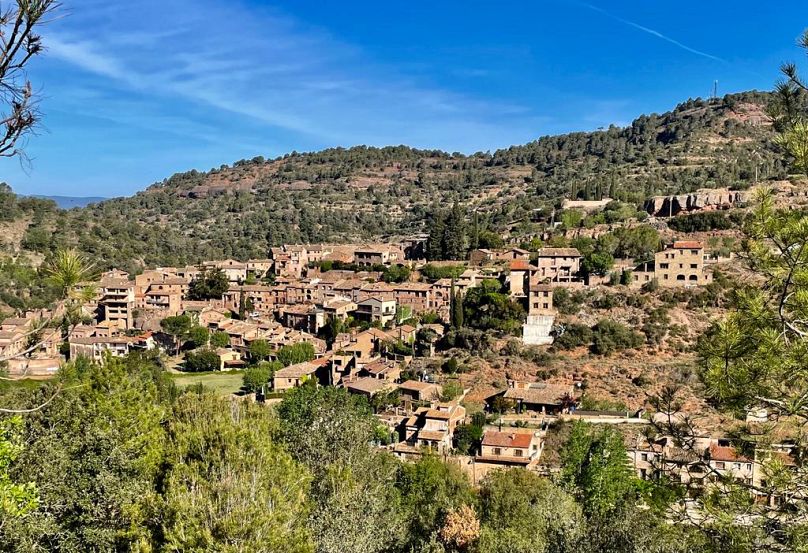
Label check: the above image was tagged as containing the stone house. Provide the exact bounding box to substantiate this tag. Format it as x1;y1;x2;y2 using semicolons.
99;276;135;330
534;248;582;284
477;430;543;468
355;297;397;326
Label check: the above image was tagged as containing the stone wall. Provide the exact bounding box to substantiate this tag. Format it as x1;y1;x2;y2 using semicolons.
643;189;747;217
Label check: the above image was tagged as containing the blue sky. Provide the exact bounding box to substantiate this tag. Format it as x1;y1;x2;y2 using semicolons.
2;0;806;197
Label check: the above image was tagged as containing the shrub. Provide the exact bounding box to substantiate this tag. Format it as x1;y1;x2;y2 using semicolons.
590;320;644;355
553;323;593;350
441;380;464;401
184;349;220;372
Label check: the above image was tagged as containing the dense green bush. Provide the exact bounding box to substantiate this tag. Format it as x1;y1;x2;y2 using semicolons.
184;348;220;372
591;320;645;355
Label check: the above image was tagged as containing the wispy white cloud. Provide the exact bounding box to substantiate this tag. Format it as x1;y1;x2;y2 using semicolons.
42;0;542;154
576;1;726;63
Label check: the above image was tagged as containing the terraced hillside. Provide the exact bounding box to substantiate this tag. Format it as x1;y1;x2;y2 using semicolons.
1;91;785;275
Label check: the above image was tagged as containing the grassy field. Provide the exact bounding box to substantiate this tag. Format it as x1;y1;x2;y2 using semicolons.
170;370;245;396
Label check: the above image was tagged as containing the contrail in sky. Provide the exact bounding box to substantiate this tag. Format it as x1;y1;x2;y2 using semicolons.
577;2;726;63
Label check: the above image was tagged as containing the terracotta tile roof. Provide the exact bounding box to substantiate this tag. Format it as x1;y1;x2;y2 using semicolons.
425;409;452;420
503;383;573;406
510;259;531;271
417;430;448;441
274;361;318;378
672;241;703;249
345;377;390;394
537;248;581;258
709;443;751;463
482;431;534;449
399;380;436;392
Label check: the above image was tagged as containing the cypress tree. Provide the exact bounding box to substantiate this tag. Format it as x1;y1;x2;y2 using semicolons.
450;281;464;330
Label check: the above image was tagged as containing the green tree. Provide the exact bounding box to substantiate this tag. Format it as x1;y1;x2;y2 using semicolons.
185;348;220;372
187;268;230;300
382;264;411;283
0;355;170;549
249;339;272;362
277;385;404;553
590;319;644;355
440;380;463;402
161;314;193;354
444;202;469;261
188;325;210;349
242;361;281;393
463;279;525;334
210;330;231;349
427;211;447;261
477;469;584;553
0;417;38;524
776;118;808;176
160;393;313;552
450;287;464;330
581;251;615;277
277;342;315;367
398;454;475;550
560;421;637;519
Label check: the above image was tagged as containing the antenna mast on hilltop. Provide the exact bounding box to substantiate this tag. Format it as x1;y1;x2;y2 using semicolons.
712;80;718;100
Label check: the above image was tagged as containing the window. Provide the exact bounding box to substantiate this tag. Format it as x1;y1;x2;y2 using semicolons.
493;447;502;456
664;274;669;280
660;263;669;269
715;461;725;469
514;449;522;457
689;275;698;281
691;250;699;255
690;264;698;269
641;453;648;461
543;303;549;309
677;275;686;281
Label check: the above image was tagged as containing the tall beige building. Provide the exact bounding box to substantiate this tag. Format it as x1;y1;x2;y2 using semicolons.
654;241;711;287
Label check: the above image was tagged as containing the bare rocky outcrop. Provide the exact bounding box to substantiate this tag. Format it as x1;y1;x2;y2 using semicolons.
643;189;748;217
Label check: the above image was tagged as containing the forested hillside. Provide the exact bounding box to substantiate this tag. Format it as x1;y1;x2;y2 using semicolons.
2;91;783;275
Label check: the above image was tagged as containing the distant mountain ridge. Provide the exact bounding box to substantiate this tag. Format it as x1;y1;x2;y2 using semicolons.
28;195;107;209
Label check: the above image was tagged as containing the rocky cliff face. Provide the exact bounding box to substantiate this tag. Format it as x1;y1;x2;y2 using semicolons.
643;189;747;216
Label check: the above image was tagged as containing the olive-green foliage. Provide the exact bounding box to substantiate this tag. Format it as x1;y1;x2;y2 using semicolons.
276;384;404;553
553;323;593;350
161;314;192;352
427;202;469;261
187;268;230;300
440;379;463;402
477;469;584;553
381;264;411;283
560;421;638;519
398;454;475;550
0;417;38;522
188;325;210;348
248;338;272;361
276;342;315;367
242;361;281;393
160;393;313;553
591;319;645;355
463;279;525;334
184;348;220;372
0;355;171;550
210;330;231;349
420;264;465;282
